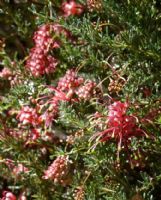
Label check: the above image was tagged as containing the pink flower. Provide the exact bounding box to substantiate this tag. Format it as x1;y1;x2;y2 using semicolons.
4;159;29;178
0;68;12;79
18;191;27;200
107;101;128;127
26;48;58;77
4;159;15;169
57;69;84;92
45;55;58;74
76;80;96;100
61;1;84;17
17;106;41;126
52;23;73;42
26;23;74;77
33;24;55;52
28;129;40;141
13;164;29;177
43;156;69;184
92;101;145;149
2;191;16;200
33;23;73;51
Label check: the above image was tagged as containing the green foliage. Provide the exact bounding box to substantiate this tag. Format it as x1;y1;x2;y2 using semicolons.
0;0;161;199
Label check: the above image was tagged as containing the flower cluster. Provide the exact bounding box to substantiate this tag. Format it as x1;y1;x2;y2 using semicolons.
25;69;97;130
73;186;85;200
0;62;25;87
17;106;41;126
16;104;60;140
35;91;60;128
13;163;29;177
76;80;96;100
26;48;58;77
94;101;144;148
57;69;96;101
26;24;60;76
87;0;103;12
43;156;70;185
1;191;27;200
33;24;57;52
4;159;29;178
32;70;83;128
25;0;85;77
1;191;16;200
61;1;84;17
26;24;73;77
57;69;84;92
0;68;12;79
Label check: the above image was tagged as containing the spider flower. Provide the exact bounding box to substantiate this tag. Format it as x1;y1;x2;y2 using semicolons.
92;101;145;149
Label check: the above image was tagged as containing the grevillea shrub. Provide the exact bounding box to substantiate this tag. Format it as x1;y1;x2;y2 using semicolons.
0;1;161;200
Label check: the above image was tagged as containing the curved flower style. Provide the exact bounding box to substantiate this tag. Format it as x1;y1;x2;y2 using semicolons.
92;101;145;150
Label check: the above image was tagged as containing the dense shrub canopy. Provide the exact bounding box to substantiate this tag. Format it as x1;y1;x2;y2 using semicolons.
0;1;161;199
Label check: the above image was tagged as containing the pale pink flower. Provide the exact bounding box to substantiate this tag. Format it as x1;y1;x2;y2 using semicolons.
2;191;16;200
0;68;12;79
43;156;70;185
17;106;41;126
61;1;84;17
